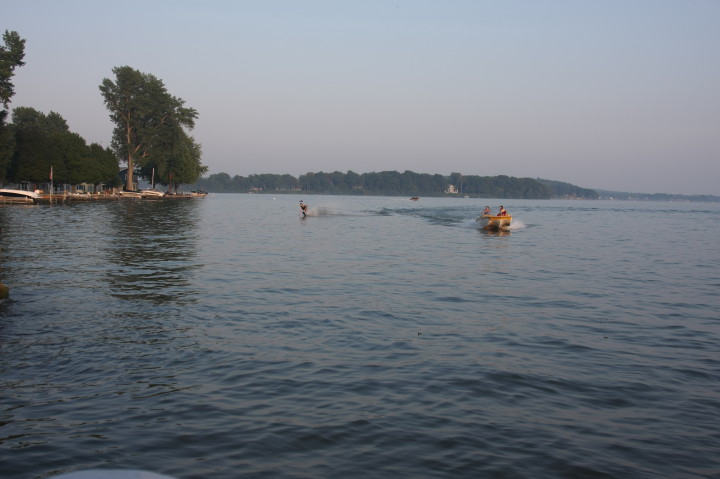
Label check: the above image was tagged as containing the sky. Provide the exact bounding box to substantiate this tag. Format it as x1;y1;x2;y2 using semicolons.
4;0;720;195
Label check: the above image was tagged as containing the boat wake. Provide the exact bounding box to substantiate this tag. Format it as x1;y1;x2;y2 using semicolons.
304;207;352;217
505;219;526;230
371;206;528;232
460;217;526;230
459;217;481;228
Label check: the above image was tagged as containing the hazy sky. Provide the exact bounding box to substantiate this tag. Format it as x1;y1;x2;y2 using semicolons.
5;0;720;195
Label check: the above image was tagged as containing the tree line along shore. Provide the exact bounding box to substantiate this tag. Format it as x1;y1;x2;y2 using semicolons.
196;171;599;200
193;171;719;201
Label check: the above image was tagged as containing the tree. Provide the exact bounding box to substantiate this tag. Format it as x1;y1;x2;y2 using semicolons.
163;130;206;191
86;143;120;187
58;132;90;187
0;30;26;110
10;107;62;184
0;110;13;182
344;170;362;191
11;106;68;133
11;125;60;184
99;66;201;190
10;108;118;188
203;172;232;192
0;30;26;182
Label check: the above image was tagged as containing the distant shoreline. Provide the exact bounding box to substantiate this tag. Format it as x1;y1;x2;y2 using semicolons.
191;170;720;202
214;189;720;203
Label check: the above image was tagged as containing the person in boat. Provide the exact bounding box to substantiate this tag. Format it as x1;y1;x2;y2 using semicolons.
498;205;508;216
482;206;491;215
299;200;308;217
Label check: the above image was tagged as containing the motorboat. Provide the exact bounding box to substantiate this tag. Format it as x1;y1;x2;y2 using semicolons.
118;190;142;199
141;189;165;199
476;214;512;231
0;188;40;204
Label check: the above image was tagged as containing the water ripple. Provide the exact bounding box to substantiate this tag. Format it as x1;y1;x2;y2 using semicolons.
1;197;719;478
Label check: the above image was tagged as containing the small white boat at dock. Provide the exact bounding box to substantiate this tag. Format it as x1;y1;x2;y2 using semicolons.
140;189;166;199
0;188;40;204
118;190;142;199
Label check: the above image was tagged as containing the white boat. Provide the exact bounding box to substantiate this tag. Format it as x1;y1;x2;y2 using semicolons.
141;189;165;199
118;190;142;199
476;214;512;231
0;188;39;204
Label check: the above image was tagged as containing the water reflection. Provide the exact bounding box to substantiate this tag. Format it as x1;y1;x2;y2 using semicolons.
104;200;201;305
480;229;511;237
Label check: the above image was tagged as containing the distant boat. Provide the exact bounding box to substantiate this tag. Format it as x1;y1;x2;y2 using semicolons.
140;168;165;199
140;189;165;199
0;188;39;204
118;190;142;199
410;196;419;201
476;214;512;231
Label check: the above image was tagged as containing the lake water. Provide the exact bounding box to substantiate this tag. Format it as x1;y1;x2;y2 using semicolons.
1;195;719;479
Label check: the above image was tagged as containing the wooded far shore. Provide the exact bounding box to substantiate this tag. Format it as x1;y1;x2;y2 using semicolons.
192;170;720;202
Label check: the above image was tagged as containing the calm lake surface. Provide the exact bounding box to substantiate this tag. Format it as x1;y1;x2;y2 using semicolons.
1;195;719;479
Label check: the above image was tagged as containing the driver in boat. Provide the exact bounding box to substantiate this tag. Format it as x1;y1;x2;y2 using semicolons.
498;205;508;216
482;206;491;215
299;200;308;217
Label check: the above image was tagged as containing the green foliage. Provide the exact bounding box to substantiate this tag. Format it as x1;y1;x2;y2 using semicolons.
87;143;121;186
60;132;92;186
0;30;26;109
137;125;205;190
536;178;599;199
8;107;119;186
458;175;554;198
11;125;59;182
0;111;14;182
0;30;26;181
11;106;68;132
